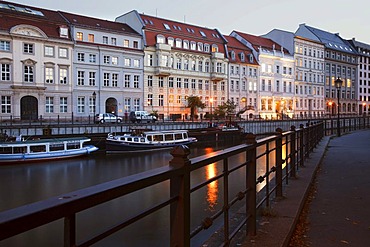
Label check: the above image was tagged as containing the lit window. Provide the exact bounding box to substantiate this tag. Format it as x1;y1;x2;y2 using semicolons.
44;46;54;57
88;34;94;42
76;32;83;41
59;68;67;84
45;67;54;83
125;58;131;66
124;39;129;47
59;48;68;58
112;56;118;65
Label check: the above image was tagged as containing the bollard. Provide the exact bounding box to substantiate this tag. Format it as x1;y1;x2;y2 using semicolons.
169;145;191;247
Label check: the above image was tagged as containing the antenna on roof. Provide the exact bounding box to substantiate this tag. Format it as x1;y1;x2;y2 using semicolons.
156;9;157;17
184;15;186;23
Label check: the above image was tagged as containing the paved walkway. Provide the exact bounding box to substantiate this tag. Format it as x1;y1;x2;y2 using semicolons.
237;129;370;247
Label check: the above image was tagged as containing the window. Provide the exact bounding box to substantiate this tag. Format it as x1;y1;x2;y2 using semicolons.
159;77;164;87
125;74;131;87
23;43;33;54
147;75;153;87
76;32;83;41
89;54;96;63
147;94;153;106
204;44;210;52
0;41;10;51
77;71;84;85
1;96;11;113
59;48;68;58
205;61;210;72
175;39;182;48
147;54;153;66
89;72;96;86
176;59;182;69
112;73;118;87
103;73;110;87
133;75;139;88
45;97;54;113
159;95;164;106
77;52;85;62
1;64;10;81
134;98;140;111
168;37;174;47
169;77;174;87
177;78;182;88
133;59;140;67
77;97;85;113
124;58;131;66
103;55;110;64
44;46;54;56
112;56;118;65
24;65;34;82
88;34;94;42
133;41;139;48
163;23;171;30
211;44;218;52
45;67;54;83
124;39;129;47
111;37;116;45
59;68;67;84
198;61;203;72
103;36;108;44
183;40;189;49
190;42;196;50
184;78;189;88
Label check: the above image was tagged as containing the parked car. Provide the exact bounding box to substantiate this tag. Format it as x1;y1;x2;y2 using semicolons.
95;113;122;123
129;111;157;123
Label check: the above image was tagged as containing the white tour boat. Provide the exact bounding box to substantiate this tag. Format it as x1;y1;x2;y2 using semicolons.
106;129;197;153
0;136;98;164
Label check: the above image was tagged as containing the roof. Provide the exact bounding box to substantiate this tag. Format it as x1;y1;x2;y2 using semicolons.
139;13;227;54
223;35;259;65
0;1;70;39
304;25;357;54
59;11;140;36
232;30;290;54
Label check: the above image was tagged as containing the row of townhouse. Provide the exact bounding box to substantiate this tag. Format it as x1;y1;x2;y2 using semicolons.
1;1;369;121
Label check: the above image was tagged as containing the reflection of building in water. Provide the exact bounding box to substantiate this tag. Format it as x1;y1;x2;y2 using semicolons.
206;163;218;209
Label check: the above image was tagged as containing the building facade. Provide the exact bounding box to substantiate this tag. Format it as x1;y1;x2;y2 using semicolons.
296;24;358;116
0;1;73;120
348;38;370;115
60;11;143;119
117;11;229;120
231;31;295;119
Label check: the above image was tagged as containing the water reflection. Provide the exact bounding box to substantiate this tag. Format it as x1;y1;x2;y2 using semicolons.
205;163;218;210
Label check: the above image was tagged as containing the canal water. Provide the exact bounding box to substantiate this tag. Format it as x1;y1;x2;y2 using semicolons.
1;140;260;247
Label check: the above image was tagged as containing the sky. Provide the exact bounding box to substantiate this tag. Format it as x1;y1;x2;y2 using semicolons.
5;0;370;44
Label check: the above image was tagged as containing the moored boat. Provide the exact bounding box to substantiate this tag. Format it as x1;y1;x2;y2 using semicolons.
0;136;98;164
106;129;197;153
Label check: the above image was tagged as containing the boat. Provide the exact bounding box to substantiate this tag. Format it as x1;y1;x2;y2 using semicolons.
105;129;197;153
0;136;98;164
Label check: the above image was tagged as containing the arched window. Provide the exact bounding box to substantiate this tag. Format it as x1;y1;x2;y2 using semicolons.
197;42;203;51
168;37;174;47
156;35;165;44
175;38;182;48
211;44;218;52
183;40;189;49
204;44;210;52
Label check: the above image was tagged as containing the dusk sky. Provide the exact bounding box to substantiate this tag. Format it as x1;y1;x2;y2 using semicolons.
7;0;370;44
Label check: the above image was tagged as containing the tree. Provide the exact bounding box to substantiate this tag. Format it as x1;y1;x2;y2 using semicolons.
187;96;205;120
213;99;237;119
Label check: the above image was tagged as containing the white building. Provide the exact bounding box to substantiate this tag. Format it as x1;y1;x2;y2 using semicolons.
231;31;295;119
0;2;73;120
60;11;143;119
116;11;229;120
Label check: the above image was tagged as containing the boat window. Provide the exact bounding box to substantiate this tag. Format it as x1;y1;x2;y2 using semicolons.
0;147;13;154
165;134;174;141
147;136;153;141
140;138;145;142
183;133;188;138
50;144;64;151
12;146;27;153
174;133;183;140
153;135;164;141
134;137;139;142
127;138;132;142
67;143;80;150
30;145;46;152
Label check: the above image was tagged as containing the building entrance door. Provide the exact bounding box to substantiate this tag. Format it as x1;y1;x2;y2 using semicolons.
21;96;38;120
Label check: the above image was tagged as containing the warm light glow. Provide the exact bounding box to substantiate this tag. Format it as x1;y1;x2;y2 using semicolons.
363;102;366;106
328;101;333;106
209;97;213;103
206;163;218;209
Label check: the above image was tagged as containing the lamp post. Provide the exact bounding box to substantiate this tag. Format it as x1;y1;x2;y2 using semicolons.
209;97;213;123
334;77;342;137
281;99;285;120
362;102;366;116
92;91;96;116
328;101;333;118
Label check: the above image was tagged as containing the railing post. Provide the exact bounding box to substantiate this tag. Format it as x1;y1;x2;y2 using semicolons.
245;133;257;236
169;145;191;247
305;123;310;158
290;126;296;178
275;128;283;198
64;214;76;247
299;124;305;167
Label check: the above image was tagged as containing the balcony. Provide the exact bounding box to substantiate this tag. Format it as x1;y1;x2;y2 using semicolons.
211;52;224;59
211;71;227;81
155;66;171;76
156;43;171;51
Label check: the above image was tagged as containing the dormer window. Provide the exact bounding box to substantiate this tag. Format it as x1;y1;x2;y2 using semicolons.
249;54;254;63
240;52;245;62
211;44;218;52
183;40;189;49
163;23;171;30
59;26;68;38
231;51;235;60
190;41;196;50
200;31;206;37
156;35;165;44
168;37;174;47
175;38;182;48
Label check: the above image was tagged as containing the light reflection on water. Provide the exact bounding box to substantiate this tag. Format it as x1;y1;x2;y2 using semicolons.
0;141;273;247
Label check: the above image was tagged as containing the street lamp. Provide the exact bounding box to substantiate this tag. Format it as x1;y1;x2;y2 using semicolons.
209;97;213;123
328;101;333;118
334;77;342;137
92;91;96;116
362;102;366;116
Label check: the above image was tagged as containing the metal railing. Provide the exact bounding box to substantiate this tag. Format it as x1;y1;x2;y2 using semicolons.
0;122;324;246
